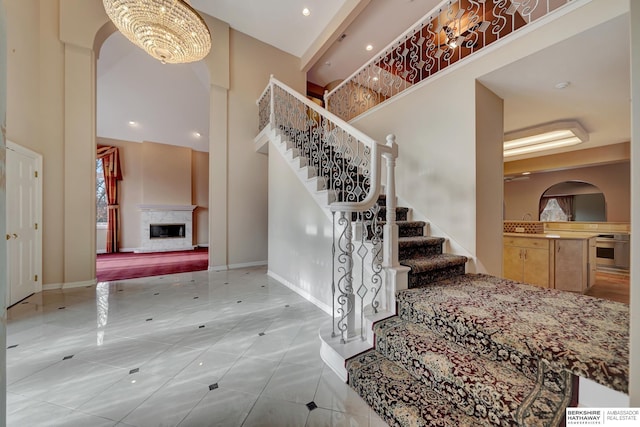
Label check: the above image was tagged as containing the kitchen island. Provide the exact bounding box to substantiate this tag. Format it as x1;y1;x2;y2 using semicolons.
503;231;598;292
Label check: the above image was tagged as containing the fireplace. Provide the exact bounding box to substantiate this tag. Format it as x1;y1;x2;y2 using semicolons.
150;224;186;239
137;205;196;252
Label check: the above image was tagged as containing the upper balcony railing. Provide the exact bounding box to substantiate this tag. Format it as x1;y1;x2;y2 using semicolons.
325;0;575;122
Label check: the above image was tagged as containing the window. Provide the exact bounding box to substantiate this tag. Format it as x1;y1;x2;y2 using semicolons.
96;159;108;224
539;198;568;221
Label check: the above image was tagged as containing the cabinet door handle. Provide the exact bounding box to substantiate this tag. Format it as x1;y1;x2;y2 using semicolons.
523;249;527;260
12;233;18;239
5;234;10;241
519;249;523;259
557;245;561;253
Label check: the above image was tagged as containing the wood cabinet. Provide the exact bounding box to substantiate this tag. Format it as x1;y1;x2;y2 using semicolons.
503;234;597;292
553;237;596;292
503;236;553;288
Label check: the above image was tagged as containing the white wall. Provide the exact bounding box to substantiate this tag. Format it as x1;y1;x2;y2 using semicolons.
629;0;639;406
268;143;334;312
225;29;305;268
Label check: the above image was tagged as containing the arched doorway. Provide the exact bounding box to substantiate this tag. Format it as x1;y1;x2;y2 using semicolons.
539;181;606;222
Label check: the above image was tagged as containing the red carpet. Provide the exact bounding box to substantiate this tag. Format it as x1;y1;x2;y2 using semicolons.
96;248;208;282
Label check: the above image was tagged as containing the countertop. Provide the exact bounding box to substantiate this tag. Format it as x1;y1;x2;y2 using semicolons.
504;231;599;239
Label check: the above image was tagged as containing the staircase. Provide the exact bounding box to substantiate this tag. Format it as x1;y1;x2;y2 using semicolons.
256;77;628;427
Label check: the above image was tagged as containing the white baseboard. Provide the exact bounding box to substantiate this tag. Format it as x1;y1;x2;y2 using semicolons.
209;260;268;271
578;377;629;407
43;279;97;291
267;270;332;316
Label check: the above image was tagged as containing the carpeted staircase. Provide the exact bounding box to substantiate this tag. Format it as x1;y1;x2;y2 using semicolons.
264;94;627;427
345;198;574;426
345;205;629;426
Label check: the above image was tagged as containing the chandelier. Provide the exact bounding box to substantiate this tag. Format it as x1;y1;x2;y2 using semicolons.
103;0;211;64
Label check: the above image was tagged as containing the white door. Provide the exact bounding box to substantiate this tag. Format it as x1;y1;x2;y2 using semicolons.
6;142;41;306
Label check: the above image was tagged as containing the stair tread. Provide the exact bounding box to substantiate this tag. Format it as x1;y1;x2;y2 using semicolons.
374;317;572;426
380;220;425;227
400;254;468;272
398;236;444;246
347;349;486;427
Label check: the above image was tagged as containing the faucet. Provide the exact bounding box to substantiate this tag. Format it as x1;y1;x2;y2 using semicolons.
522;213;533;220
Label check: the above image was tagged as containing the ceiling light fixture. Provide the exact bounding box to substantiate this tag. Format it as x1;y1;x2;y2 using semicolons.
503;120;588;158
102;0;211;64
302;8;311;16
366;44;373;51
128;120;138;126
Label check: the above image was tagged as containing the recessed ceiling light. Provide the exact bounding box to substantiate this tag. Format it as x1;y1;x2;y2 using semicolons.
372;76;379;82
366;44;373;51
193;131;201;138
522;172;531;175
554;81;570;89
325;61;331;67
302;8;310;16
128;121;137;126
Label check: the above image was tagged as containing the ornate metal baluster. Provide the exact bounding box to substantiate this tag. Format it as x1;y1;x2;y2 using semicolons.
369;203;383;313
335;211;354;343
331;211;336;338
355;211;369;340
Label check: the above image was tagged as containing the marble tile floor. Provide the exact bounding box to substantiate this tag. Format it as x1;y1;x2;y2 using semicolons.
6;266;388;427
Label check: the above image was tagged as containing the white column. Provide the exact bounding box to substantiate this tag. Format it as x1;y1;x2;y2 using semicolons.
209;84;229;270
64;43;97;286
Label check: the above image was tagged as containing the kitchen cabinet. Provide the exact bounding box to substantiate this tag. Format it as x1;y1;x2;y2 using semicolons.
503;236;553;288
554;237;596;292
503;233;597;292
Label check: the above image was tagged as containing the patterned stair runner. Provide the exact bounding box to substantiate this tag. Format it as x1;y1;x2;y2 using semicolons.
396;274;629;395
373;316;572;426
347;350;486;427
345;198;585;426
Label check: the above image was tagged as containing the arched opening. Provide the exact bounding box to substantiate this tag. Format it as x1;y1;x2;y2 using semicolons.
539;181;606;222
95;28;211;279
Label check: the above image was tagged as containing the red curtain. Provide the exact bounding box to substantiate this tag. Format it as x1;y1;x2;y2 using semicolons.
97;145;123;253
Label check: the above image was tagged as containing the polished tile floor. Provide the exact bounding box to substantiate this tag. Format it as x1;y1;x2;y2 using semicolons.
6;266;388;427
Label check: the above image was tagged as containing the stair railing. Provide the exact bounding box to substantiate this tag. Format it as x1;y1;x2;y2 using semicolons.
324;0;576;122
258;76;402;344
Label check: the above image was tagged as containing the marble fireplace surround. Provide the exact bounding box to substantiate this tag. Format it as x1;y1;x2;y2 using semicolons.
137;205;197;253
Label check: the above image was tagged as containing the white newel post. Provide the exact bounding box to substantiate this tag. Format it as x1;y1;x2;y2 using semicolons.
383;135;409;311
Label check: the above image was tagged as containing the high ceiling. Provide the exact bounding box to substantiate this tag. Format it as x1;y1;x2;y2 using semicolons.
479;13;630;161
96;1;631;163
189;0;347;58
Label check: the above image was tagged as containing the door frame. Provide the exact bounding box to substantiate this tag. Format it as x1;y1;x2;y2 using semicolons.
6;140;43;306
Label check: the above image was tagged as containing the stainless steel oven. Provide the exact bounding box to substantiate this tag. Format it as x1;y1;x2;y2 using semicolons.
596;233;630;270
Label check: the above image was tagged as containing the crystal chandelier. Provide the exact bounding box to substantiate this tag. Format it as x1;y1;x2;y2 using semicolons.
103;0;211;64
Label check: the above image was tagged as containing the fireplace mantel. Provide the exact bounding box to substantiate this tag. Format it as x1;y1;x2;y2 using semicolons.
138;204;197;212
136;205;196;253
